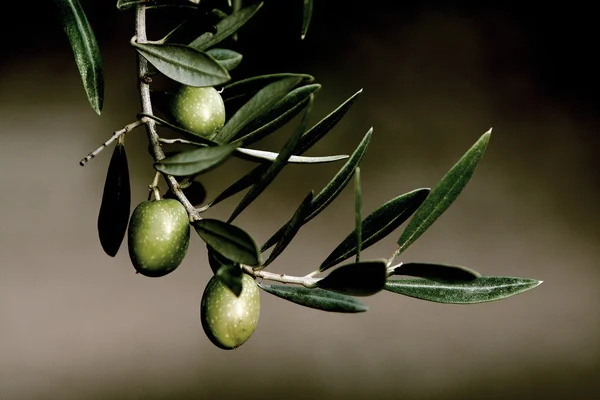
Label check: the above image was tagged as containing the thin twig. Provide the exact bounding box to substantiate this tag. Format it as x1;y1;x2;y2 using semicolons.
158;137;200;146
242;265;319;287
135;5;200;221
79;120;143;166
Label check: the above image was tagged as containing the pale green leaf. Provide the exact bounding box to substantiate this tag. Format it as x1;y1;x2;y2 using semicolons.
154;143;238;176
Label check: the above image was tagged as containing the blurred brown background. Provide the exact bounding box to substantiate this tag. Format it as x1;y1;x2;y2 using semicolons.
1;1;599;399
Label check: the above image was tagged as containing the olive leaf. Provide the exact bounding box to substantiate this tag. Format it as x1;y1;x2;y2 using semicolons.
261;128;372;252
234;148;348;164
233;83;321;146
354;167;362;262
97;143;130;257
213;76;303;143
263;191;314;267
228;94;313;222
301;0;313;39
316;260;388;297
396;130;492;254
189;2;263;50
221;73;314;102
55;0;104;115
384;276;542;304
206;48;243;71
193;219;261;266
215;264;243;297
154;143;239;176
257;283;368;313
391;262;481;283
319;188;430;271
131;42;230;87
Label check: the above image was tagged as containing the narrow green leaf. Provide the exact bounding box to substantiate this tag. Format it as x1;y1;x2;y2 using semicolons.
392;262;481;283
317;260;388;297
384;276;542;304
261;128;372;253
308;128;372;222
164;180;206;205
301;0;313;39
354;167;362;262
55;0;104;114
319;188;430;271
189;2;263;50
228;95;313;222
154;143;238;176
295;88;363;155
263;191;314;267
97;143;130;257
206;165;267;209
233;84;321;146
221;73;314;102
216;264;243;297
193;219;260;266
235;148;348;164
213;76;302;143
257;283;368;313
396;130;492;254
132;42;230;87
206;48;243;71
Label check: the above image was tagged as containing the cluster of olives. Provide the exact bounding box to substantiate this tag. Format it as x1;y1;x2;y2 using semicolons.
126;85;260;350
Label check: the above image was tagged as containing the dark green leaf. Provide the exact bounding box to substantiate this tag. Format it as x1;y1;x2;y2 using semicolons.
233;84;321;146
204;164;267;209
354;167;362;262
213;76;302;143
234;148;348;164
193;219;260;266
319;188;430;271
397;130;492;254
257;283;368;313
55;0;104;114
207;244;235;274
154;143;238;176
317;260;387;297
307;128;372;222
391;262;481;283
301;0;313;39
97;143;130;257
206;48;243;71
164;180;206;205
295;88;363;155
264;191;314;267
221;73;314;102
132;42;230;87
189;2;263;50
384;276;542;304
215;264;243;297
228;94;313;222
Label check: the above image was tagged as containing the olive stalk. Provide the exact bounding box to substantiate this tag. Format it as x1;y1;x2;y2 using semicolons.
135;4;199;221
79;120;143;166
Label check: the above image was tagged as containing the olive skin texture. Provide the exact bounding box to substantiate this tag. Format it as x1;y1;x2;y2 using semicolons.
201;273;260;350
127;199;190;277
170;85;226;138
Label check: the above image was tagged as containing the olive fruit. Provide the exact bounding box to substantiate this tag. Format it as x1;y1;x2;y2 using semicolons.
127;199;190;277
201;273;260;350
170;85;226;138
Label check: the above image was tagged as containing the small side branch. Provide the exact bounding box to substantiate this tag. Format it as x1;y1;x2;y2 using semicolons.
242;265;320;288
79;120;143;166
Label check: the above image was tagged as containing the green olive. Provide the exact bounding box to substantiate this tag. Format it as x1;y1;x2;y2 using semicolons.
170;85;226;138
201;273;260;350
127;199;190;277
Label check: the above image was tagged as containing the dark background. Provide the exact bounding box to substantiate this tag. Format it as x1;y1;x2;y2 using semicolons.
1;1;599;399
